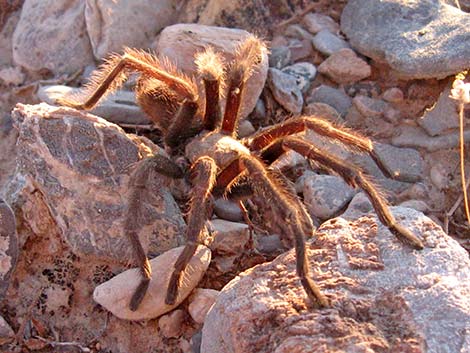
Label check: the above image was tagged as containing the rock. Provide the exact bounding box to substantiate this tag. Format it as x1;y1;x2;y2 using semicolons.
0;316;14;345
94;245;211;320
188;288;219;324
256;234;282;255
7;103;185;262
302;174;356;220
341;0;470;79
341;192;373;220
267;68;303;114
302;102;341;123
0;200;18;299
429;164;450;190
268;46;291;69
201;208;470;353
399;200;430;213
285;25;314;41
317;48;371;84
0;10;20;67
237;119;256;138
191;331;203;353
154;24;269;119
85;0;180;59
249;98;267;126
287;38;314;62
281;62;317;93
352;95;390;119
158;309;185;338
382;87;404;103
418;86;460;136
0;66;24;86
213;198;244;223
302;13;339;35
307;85;352;117
208;219;250;256
12;0;93;74
311;30;350;56
38;85;151;125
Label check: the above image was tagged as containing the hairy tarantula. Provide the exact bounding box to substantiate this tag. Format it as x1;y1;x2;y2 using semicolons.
60;35;424;312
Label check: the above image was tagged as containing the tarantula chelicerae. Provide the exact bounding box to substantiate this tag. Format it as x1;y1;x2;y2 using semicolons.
60;35;424;311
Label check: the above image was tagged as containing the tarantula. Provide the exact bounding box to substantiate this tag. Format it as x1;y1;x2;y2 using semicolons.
60;35;424;312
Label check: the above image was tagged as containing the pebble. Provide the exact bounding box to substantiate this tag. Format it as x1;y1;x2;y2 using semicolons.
287;38;314;62
256;234;283;254
213;198;244;223
285;24;314;41
302;102;341;123
208;219;250;256
282;62;317;93
352;95;389;119
188;288;219;324
341;192;373;220
268;46;291;69
317;48;371;84
93;245;211;320
0;66;24;86
302;13;339;34
382;87;404;103
237;119;256;138
267;68;303;114
429;164;450;190
302;173;356;219
158;309;185;338
399;199;430;213
0;199;18;299
307;85;352;117
311;30;350;56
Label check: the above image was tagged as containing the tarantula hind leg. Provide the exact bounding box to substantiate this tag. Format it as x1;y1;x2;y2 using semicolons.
166;157;218;305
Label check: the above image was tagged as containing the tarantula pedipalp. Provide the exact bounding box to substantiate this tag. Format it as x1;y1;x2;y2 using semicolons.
60;35;424;312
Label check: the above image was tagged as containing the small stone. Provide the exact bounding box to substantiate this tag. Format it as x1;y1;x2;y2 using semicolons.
399;199;430;213
208;219;250;256
382;87;404;103
430;164;450;190
0;199;18;299
213;198;243;223
303;13;339;34
191;331;203;353
282;62;317;93
344;105;364;128
267;68;303;114
353;95;390;119
312;30;350;56
307;85;352;117
0;66;24;86
256;234;282;254
285;24;314;41
341;192;373;220
303;102;341;123
0;316;14;345
383;107;402;124
268;46;291;69
93;245;211;320
318;48;371;84
249;98;267;125
303;174;356;219
158;309;185;338
188;288;219;324
418;86;460;136
237;120;256;138
287;38;314;62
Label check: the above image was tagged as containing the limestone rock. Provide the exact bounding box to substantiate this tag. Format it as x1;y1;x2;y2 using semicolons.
85;0;181;59
267;68;303;114
201;208;470;353
341;0;470;79
188;288;219;324
7;103;185;262
208;219;250;256
94;245;211;320
318;48;371;84
154;24;269;119
0;200;17;299
12;0;93;74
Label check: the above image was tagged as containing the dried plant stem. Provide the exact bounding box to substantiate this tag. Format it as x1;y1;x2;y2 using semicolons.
458;102;470;226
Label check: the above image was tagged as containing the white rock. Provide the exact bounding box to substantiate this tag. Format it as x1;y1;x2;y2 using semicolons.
93;245;211;321
154;24;269;119
188;288;220;324
85;0;181;59
209;219;250;255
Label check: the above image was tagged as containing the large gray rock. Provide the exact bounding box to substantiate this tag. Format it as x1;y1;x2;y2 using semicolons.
201;208;470;353
12;0;93;74
341;0;470;79
85;0;181;59
6;103;185;263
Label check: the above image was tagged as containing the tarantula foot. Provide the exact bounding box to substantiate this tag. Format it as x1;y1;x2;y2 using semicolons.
301;277;330;309
390;223;424;250
129;278;150;311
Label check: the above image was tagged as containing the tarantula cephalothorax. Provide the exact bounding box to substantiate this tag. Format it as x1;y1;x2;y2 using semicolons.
60;35;424;312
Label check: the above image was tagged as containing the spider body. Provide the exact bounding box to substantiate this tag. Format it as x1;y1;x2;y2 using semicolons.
60;35;424;313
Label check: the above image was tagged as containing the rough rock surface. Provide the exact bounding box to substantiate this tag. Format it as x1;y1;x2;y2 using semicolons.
154;24;269;119
93;245;211;320
267;68;303;114
201;208;470;353
0;200;17;299
341;0;470;79
12;0;93;74
317;48;371;84
85;0;181;59
6;103;185;263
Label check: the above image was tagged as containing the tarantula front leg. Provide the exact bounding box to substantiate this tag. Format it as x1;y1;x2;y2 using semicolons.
266;137;424;250
126;154;185;311
165;157;218;305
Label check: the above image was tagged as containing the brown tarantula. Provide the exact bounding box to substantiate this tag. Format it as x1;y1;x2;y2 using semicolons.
60;35;424;311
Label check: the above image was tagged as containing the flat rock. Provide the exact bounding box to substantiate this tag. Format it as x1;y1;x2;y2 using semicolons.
201;208;470;353
12;0;93;74
85;0;180;59
154;24;268;120
0;200;18;299
307;85;352;117
208;219;250;256
94;245;211;320
352;95;390;119
341;0;470;79
281;62;317;93
318;48;371;84
311;30;350;56
267;68;303;114
7;103;185;262
302;13;339;35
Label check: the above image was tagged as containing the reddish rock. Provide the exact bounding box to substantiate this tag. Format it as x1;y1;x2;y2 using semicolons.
318;48;371;84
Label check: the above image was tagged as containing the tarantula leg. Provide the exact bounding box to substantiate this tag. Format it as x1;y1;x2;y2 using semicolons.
195;47;225;131
126;155;184;311
280;137;424;250
164;99;200;150
248;116;395;179
221;36;267;136
166;157;217;305
238;156;329;308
